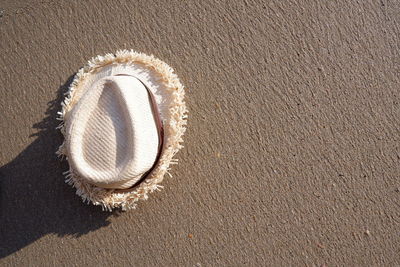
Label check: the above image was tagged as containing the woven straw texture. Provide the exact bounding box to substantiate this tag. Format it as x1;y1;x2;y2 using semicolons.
65;75;160;189
57;50;187;210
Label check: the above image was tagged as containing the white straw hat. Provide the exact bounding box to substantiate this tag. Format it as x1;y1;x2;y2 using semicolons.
57;50;187;210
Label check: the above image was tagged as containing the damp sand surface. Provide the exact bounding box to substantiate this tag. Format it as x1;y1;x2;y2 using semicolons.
1;1;400;266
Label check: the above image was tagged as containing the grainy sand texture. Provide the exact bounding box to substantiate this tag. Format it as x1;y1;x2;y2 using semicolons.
1;0;400;266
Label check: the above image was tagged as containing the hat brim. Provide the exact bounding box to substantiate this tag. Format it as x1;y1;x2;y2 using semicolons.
57;50;188;211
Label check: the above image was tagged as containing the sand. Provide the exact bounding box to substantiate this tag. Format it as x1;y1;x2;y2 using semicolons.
1;0;399;266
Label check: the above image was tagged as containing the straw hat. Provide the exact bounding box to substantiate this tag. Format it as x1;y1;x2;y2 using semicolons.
57;50;187;210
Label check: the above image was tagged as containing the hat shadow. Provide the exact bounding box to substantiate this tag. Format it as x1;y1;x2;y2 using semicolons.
0;75;116;258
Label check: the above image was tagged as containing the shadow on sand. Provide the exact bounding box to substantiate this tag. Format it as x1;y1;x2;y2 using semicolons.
0;75;116;258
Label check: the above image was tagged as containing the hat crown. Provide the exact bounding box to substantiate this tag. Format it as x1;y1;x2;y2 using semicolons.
65;75;159;189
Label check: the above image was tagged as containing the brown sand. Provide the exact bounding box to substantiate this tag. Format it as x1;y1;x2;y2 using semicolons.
1;0;399;266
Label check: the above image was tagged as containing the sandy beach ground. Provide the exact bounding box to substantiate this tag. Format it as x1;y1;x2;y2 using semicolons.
1;0;399;266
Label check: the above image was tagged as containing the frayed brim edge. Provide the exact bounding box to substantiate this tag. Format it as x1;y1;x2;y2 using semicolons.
56;50;188;211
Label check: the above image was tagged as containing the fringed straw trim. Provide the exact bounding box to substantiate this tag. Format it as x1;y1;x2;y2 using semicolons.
57;50;187;211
